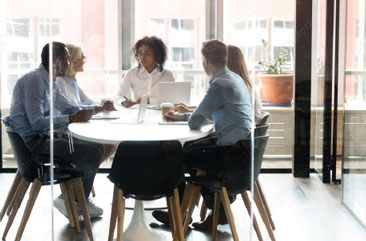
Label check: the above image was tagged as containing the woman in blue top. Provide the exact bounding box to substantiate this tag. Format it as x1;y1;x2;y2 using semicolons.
57;44;117;163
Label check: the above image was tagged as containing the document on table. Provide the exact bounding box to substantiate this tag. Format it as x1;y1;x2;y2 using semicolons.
91;112;120;120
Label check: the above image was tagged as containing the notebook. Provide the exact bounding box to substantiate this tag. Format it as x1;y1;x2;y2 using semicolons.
156;82;191;106
111;95;148;124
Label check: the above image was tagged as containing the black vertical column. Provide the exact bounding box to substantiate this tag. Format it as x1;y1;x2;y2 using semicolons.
322;0;335;183
293;0;312;177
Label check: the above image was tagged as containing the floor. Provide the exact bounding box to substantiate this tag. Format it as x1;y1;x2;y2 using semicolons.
0;173;365;241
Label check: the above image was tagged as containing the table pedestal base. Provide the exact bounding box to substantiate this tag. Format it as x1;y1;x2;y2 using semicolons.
123;200;169;241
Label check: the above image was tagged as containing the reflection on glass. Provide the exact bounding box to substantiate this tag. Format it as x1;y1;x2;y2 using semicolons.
224;0;295;167
343;0;366;226
135;0;206;104
311;0;326;176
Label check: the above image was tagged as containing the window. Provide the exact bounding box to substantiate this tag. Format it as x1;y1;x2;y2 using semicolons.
6;18;30;37
172;47;194;62
39;18;60;37
285;20;294;29
148;19;165;39
274;20;284;28
274;46;294;63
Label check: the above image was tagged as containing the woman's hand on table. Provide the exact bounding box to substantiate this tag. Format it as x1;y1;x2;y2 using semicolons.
122;100;137;108
164;111;187;121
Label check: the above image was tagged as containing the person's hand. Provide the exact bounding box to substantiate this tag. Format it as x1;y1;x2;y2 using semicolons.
173;103;196;113
164;111;187;122
102;100;116;111
69;109;93;123
121;100;137;108
174;103;190;113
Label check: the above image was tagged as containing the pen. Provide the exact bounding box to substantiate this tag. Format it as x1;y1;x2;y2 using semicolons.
123;96;131;102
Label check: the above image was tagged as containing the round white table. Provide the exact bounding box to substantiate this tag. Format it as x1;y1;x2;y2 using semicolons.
68;107;213;241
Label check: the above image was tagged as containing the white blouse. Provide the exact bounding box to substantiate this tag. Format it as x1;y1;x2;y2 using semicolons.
117;66;175;105
253;88;263;125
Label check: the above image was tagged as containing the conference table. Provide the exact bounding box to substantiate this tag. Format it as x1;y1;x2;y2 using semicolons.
68;105;213;241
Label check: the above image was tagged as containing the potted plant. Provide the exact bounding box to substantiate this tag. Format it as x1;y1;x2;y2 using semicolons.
258;39;293;104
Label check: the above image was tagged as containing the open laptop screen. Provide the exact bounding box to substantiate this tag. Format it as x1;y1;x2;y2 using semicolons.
157;82;191;106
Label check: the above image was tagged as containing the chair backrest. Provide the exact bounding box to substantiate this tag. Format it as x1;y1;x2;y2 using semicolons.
5;128;39;182
254;124;269;137
257;111;270;127
221;135;269;193
108;140;184;199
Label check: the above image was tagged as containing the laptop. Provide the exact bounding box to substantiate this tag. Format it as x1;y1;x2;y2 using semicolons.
156;82;191;107
111;95;148;124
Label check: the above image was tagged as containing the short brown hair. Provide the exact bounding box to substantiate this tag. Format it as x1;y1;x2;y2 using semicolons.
201;40;227;67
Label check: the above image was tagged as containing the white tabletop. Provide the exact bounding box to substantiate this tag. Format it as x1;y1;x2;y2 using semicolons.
68;106;213;145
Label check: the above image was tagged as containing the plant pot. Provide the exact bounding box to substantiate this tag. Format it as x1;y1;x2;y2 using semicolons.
259;73;293;104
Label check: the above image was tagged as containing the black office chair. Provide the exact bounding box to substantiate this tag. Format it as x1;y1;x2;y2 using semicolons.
184;135;271;241
255;124;270;137
107;140;185;241
1;120;94;241
257;111;270;127
254;122;276;234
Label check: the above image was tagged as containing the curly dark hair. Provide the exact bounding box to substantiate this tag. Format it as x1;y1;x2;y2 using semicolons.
132;36;168;71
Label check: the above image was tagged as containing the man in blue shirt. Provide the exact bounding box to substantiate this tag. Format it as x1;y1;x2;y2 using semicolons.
9;42;104;218
153;40;252;229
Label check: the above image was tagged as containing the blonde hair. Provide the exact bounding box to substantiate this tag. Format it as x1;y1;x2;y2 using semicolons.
65;44;83;77
227;45;252;92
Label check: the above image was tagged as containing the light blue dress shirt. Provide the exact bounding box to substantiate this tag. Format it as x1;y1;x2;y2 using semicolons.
187;67;252;145
9;64;75;142
56;76;97;114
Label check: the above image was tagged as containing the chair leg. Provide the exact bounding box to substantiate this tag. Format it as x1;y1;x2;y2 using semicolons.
108;185;119;241
220;187;239;241
0;170;21;222
91;186;96;198
253;184;276;241
180;183;194;223
116;189;125;241
241;191;264;241
167;197;176;239
59;182;75;228
73;178;94;241
7;172;25;216
199;199;207;221
171;188;185;241
2;177;30;241
15;178;42;241
255;180;275;230
66;179;81;233
212;192;221;241
183;185;201;235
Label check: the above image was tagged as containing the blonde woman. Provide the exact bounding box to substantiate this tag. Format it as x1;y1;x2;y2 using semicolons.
56;44;117;162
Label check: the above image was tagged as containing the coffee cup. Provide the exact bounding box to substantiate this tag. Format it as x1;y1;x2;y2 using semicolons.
160;102;173;120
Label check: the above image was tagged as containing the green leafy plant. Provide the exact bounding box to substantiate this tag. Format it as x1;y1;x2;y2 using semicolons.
258;39;288;74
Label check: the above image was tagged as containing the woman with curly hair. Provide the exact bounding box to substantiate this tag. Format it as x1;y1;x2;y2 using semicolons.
117;36;175;107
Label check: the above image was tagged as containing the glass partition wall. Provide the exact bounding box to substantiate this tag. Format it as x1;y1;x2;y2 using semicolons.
224;0;295;169
342;0;366;228
0;0;265;240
